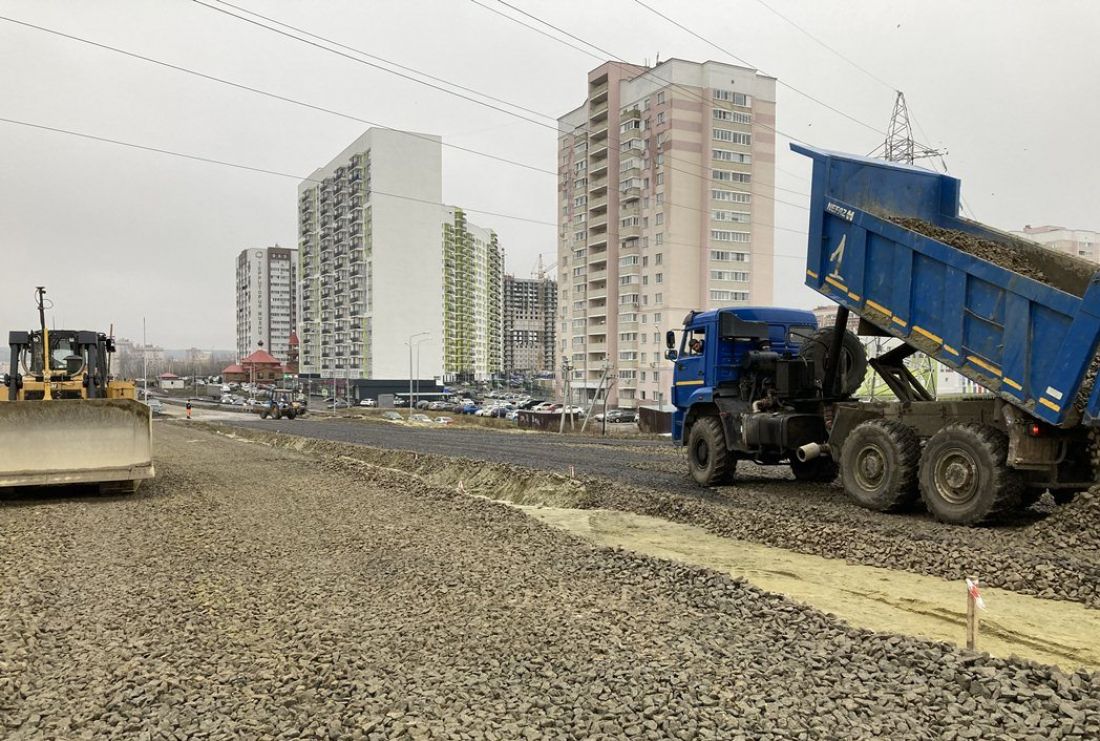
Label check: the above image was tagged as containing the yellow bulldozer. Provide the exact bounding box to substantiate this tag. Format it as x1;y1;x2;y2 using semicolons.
0;287;154;493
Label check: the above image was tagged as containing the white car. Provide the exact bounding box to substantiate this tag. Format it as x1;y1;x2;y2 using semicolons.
359;398;377;407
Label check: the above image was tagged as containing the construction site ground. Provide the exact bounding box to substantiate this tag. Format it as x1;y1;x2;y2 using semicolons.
3;416;1099;739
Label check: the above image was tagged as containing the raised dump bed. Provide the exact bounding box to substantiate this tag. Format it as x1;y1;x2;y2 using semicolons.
793;143;1100;428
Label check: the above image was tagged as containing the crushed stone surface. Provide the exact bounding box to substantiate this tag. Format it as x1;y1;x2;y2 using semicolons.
221;418;1100;611
3;421;1100;740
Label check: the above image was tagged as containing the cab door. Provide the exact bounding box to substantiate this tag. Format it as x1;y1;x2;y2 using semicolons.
671;325;707;408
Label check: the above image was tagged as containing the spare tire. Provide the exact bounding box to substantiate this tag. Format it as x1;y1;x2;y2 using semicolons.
798;326;867;397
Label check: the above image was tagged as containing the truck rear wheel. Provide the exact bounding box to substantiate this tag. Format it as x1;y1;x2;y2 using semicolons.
840;419;921;512
687;416;731;486
919;423;1024;525
789;456;838;483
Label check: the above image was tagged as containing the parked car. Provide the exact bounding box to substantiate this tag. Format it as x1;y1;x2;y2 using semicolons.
144;398;165;415
382;411;403;421
460;403;479;415
393;398;408;407
594;408;637;423
416;400;431;409
428;400;450;411
360;398;377;407
435;416;453;425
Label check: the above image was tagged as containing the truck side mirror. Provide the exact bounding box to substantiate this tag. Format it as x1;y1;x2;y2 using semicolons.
665;349;678;360
665;330;676;349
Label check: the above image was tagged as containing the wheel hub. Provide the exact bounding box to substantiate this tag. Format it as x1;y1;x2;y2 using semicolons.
854;444;886;489
935;448;978;504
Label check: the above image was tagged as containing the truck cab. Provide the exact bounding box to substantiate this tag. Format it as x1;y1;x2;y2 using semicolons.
669;306;859;486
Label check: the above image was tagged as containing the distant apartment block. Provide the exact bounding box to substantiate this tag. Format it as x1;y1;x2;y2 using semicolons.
236;246;297;363
503;274;557;375
1012;225;1100;263
443;208;504;382
297;128;504;390
557;59;777;408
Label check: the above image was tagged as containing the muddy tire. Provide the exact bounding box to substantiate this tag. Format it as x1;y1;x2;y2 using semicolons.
284;408;297;420
840;419;921;512
790;456;838;483
260;408;270;420
798;327;867;397
919;423;1024;525
687;416;731;486
273;407;283;421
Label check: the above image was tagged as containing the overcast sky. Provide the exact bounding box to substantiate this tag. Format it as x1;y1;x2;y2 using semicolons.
2;1;1097;350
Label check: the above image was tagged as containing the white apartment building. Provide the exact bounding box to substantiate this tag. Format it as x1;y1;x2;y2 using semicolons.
298;128;504;389
298;128;444;385
557;59;777;409
235;246;297;363
1012;225;1100;263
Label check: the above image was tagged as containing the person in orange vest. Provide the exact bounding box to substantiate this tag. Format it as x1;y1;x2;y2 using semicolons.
185;400;192;420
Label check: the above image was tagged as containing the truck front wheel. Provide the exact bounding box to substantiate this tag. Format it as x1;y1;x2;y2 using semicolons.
687;416;732;486
840;419;921;512
919;423;1024;525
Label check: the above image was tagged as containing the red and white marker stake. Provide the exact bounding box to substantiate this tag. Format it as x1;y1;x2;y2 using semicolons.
965;577;985;650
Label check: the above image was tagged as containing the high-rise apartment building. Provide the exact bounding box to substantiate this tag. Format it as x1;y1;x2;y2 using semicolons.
298;128;444;385
1012;225;1100;263
297;128;504;391
235;246;297;363
503;274;557;375
557;60;776;409
443;208;504;382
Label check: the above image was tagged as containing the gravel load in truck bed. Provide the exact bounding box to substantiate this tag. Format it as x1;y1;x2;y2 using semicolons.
3;422;1099;739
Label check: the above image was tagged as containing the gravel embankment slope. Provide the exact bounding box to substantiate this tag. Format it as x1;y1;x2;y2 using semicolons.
222;416;1100;610
3;421;1098;740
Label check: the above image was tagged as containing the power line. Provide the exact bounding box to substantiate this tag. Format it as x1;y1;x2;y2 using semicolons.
193;0;560;132
747;0;896;91
0;15;557;177
629;0;890;138
194;0;811;211
0;116;558;227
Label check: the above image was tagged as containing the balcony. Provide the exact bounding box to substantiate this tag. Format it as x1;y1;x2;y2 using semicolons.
588;234;608;252
588;303;608;318
589;101;609;121
587;343;608;355
590;122;609;142
588;194;608;212
588;269;608;282
588;175;608;194
589;144;609;163
588;286;608;300
621;107;641;121
588;214;608;232
590;80;609;103
590;160;609;178
620;186;642;203
619;223;641;240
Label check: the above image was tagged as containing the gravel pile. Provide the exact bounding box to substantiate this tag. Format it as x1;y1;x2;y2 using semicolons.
3;423;1099;739
890;218;1057;291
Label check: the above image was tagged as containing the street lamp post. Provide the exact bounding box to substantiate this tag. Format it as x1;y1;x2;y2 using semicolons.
414;335;430;409
406;331;429;418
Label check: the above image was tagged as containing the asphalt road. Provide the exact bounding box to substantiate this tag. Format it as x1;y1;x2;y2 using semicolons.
224;415;694;493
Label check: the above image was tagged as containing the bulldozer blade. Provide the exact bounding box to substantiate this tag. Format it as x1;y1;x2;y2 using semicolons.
0;398;154;489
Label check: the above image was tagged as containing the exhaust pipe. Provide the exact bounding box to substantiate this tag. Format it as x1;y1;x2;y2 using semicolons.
796;442;829;462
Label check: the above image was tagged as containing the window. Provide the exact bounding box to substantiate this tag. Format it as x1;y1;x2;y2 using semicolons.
620;312;639;322
654;313;661;322
619;370;637;379
619;351;638;361
655;212;664;225
655;273;664;283
656;193;664;205
572;266;586;276
713;170;752;183
619;332;638;342
653;331;660;344
656;173;664;185
713;149;752;164
657;91;666;105
642;275;649;285
711;229;751;243
710;250;751;262
712;109;752;124
655;233;664;246
655;253;663;265
619;275;639;286
621;215;641;228
573;195;587;207
620;293;640;305
656;111;666;125
619;255;639;267
712;189;752;204
711;290;749;301
710;270;749;282
713;129;752;145
713;210;751;223
655;293;663;305
713;90;751;106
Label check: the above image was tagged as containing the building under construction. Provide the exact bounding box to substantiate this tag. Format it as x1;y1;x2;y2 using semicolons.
503;274;557;376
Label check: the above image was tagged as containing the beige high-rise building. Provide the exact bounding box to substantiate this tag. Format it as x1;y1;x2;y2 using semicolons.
557;59;776;409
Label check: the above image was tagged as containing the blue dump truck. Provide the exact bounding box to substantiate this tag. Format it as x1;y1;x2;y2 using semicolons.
670;144;1100;525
